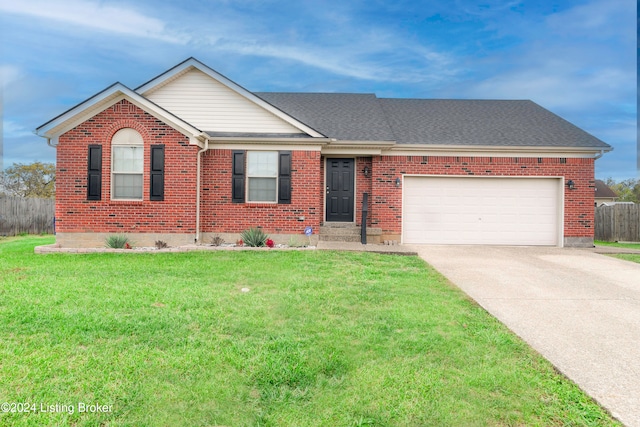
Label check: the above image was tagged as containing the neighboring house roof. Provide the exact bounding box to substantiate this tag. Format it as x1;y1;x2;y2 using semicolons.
594;180;618;198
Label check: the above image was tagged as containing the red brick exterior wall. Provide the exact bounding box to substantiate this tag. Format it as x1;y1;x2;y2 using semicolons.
55;101;595;244
55;100;198;234
362;155;595;238
199;149;323;234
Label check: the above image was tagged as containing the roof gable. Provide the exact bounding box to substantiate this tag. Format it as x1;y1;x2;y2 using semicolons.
137;58;324;137
36;83;203;145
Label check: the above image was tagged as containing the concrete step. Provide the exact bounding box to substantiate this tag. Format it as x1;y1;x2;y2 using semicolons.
318;234;360;242
319;227;361;236
319;223;362;242
321;221;358;228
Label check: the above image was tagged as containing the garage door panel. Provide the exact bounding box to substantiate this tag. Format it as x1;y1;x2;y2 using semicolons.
403;177;560;246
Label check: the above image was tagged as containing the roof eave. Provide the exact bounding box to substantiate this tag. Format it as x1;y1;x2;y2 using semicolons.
205;136;333;144
387;143;612;156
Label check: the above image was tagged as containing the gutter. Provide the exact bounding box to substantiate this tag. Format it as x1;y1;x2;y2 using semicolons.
594;149;607;160
194;135;209;244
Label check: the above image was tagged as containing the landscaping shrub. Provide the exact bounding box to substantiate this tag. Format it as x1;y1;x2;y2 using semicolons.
105;234;132;249
241;227;268;247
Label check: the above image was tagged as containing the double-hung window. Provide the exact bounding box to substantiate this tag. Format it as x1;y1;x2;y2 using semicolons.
247;151;278;202
111;128;144;200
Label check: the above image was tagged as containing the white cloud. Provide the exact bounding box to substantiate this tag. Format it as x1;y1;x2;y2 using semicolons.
0;65;20;90
205;30;458;85
0;0;189;44
2;120;34;138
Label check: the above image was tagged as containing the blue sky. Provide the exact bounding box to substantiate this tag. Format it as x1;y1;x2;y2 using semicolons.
1;0;636;179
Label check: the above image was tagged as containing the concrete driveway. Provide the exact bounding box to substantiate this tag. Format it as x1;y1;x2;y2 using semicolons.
412;245;640;427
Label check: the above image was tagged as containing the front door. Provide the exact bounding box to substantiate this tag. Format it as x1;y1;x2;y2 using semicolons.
325;158;354;222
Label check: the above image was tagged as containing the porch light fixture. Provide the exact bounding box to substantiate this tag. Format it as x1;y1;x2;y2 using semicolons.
566;180;576;190
363;166;370;177
395;177;401;187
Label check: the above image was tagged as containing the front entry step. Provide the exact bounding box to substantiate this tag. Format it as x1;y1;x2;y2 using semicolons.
319;222;361;242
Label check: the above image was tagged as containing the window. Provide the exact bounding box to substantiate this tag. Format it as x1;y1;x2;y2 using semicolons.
247;151;278;202
111;128;143;200
232;150;291;204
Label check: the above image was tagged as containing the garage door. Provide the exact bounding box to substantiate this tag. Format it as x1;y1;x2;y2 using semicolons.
403;177;560;245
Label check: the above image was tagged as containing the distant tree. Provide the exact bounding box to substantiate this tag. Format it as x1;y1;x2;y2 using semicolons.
0;162;56;198
603;177;640;203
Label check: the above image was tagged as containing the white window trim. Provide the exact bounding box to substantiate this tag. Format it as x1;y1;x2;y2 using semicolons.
111;128;144;201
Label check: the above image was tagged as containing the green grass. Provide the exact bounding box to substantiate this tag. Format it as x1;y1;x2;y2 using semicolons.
611;254;640;264
595;240;640;264
595;240;640;250
0;236;620;426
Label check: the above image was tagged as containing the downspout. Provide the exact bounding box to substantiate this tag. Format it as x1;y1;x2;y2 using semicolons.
594;149;605;160
195;137;209;244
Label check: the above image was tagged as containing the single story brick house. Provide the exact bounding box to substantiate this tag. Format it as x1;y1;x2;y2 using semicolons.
37;58;611;248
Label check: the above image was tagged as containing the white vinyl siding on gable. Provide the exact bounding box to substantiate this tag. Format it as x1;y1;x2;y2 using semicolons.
144;69;302;134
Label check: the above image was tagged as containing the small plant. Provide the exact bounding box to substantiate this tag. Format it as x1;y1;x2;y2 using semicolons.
105;234;131;249
266;238;274;248
240;227;268;247
210;235;225;246
155;240;168;249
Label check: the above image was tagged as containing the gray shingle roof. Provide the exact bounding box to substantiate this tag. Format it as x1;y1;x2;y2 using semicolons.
379;99;610;148
256;92;610;149
255;93;395;141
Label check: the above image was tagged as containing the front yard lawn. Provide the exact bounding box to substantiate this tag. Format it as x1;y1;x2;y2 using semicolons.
0;237;620;426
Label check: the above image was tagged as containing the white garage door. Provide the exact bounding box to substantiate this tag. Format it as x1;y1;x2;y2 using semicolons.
403;177;561;246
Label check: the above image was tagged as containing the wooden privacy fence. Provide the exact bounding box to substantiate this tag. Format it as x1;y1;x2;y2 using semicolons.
0;196;55;236
595;204;640;242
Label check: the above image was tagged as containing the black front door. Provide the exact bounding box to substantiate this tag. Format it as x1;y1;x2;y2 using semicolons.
326;158;354;222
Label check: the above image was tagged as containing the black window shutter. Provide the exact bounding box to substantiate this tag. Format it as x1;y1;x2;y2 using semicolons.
232;150;245;203
278;151;292;204
150;145;165;201
87;145;102;200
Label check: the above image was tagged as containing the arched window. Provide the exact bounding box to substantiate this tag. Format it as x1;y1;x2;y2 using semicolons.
111;128;143;200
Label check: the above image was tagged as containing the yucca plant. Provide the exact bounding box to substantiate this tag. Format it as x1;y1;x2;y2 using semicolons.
240;227;268;247
105;234;132;249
